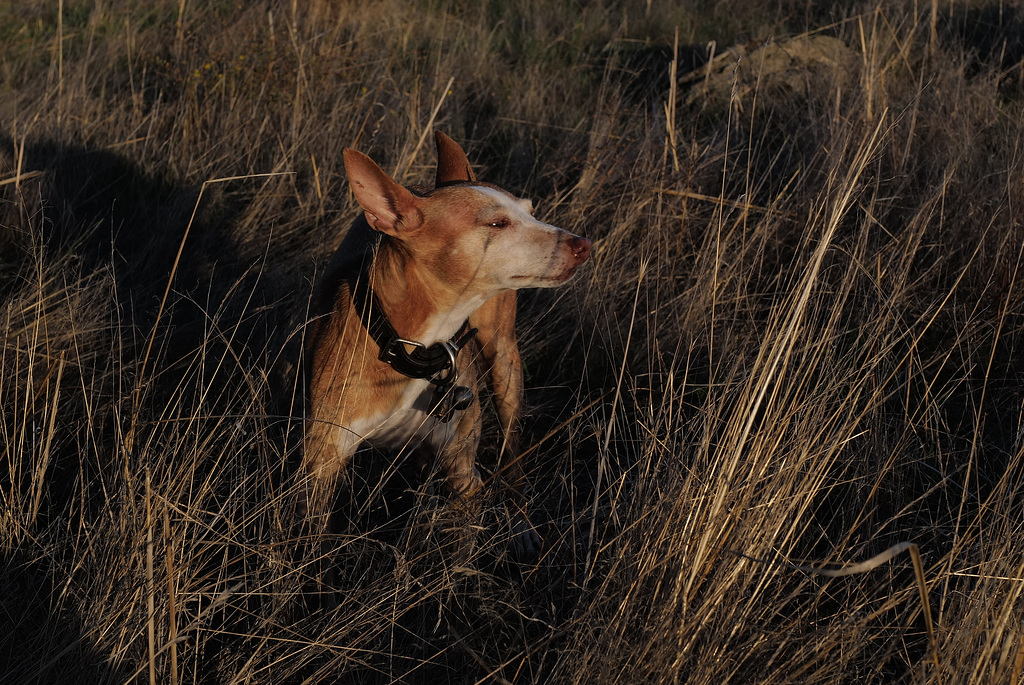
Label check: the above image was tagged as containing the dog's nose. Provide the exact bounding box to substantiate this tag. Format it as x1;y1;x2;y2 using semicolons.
569;236;591;262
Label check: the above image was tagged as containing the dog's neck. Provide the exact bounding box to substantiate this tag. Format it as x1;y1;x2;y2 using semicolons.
370;238;487;345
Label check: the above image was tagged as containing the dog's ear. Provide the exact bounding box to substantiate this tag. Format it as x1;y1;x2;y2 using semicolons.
343;149;423;236
434;131;477;185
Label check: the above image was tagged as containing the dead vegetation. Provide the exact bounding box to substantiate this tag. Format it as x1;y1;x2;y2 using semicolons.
2;1;1024;683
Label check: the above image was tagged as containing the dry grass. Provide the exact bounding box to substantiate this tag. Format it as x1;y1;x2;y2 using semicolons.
2;1;1024;683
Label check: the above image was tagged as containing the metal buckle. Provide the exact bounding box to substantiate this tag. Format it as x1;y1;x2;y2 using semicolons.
382;337;424;360
428;340;459;385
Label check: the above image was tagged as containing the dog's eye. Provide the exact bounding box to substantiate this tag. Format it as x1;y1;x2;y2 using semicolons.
487;218;510;229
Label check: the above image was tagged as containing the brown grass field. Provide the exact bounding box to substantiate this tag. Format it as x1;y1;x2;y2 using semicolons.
2;1;1024;682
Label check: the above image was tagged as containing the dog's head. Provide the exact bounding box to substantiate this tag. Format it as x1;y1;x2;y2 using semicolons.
342;132;590;299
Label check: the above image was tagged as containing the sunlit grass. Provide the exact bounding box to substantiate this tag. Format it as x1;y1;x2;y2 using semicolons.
2;1;1023;683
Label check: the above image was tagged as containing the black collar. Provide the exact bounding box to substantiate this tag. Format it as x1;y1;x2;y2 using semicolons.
350;266;477;386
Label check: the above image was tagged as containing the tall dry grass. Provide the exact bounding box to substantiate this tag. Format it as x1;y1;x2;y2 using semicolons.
2;1;1024;683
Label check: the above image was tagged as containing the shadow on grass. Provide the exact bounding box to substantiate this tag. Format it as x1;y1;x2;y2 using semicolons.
0;133;318;682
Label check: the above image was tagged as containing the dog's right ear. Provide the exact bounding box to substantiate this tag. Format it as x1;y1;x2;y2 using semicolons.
434;131;477;185
343;148;423;236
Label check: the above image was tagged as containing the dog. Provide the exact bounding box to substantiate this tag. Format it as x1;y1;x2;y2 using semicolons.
300;132;591;559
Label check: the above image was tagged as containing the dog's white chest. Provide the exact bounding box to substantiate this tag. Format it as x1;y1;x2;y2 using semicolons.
346;379;449;452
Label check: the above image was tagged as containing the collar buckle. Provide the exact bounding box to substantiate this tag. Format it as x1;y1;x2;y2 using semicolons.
428;340;460;385
381;336;425;361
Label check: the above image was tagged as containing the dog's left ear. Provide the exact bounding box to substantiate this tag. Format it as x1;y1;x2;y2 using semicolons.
344;148;423;236
434;131;477;186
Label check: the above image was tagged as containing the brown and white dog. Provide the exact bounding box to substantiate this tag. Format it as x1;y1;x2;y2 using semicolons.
301;132;590;559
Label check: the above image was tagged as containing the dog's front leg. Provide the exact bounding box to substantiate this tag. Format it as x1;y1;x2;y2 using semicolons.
299;416;361;528
433;359;484;499
470;293;542;561
297;416;362;606
482;338;543;561
470;292;525;489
